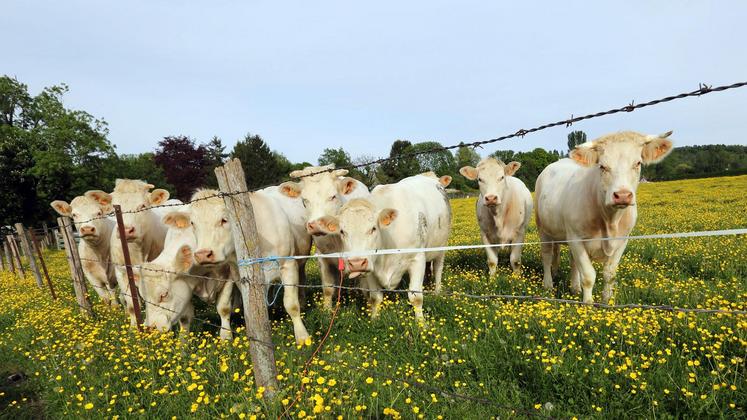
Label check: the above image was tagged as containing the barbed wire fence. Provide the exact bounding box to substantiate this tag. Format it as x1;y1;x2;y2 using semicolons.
2;80;747;415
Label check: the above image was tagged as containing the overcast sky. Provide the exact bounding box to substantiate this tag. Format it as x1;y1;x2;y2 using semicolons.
4;1;746;162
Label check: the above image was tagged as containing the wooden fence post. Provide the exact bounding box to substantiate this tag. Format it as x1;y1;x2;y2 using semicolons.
8;235;25;277
113;205;143;330
15;224;44;288
53;230;62;250
43;223;52;248
58;217;94;317
4;238;15;274
215;158;278;395
29;230;57;300
0;241;5;271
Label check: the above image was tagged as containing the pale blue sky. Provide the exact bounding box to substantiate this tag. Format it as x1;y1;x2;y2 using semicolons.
4;1;746;162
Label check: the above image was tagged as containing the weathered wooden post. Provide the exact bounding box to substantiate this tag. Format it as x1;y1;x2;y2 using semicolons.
4;238;15;274
53;230;62;250
113;205;143;330
58;217;94;317
43;223;52;248
15;224;44;288
29;230;57;300
215;158;278;395
8;235;25;277
0;242;5;271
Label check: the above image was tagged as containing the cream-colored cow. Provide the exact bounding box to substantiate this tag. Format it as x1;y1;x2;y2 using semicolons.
316;174;452;319
50;194;117;304
189;189;310;343
459;158;532;275
535;131;674;303
278;165;369;309
86;179;171;325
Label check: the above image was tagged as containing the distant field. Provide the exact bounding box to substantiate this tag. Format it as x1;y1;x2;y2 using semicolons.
1;175;745;419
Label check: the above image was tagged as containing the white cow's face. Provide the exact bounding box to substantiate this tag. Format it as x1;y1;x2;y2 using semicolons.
50;194;112;242
189;190;234;266
316;199;396;278
87;180;169;244
140;245;193;331
460;158;521;208
279;166;359;236
570;131;674;209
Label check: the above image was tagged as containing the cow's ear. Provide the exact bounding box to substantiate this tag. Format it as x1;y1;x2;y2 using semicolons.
569;145;599;167
332;169;349;177
279;182;302;198
337;177;358;196
378;208;398;228
163;211;190;229
439;175;452;187
174;245;193;272
504;161;521;176
85;190;112;206
289;169;305;179
50;200;72;216
317;216;340;234
642;131;674;164
149;189;170;205
459;166;478;180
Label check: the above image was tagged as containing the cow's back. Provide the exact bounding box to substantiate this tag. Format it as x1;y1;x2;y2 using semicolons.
535;158;585;239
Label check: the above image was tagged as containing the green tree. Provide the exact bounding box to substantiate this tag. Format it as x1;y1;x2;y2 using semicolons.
318;147;353;168
0;76;113;226
101;153;173;193
567;130;587;153
203;136;228;187
489;148;560;191
379;140;420;183
230;133;284;188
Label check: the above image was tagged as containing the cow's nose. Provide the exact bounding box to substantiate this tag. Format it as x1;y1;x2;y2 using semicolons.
484;195;499;206
347;258;368;272
124;226;136;239
194;249;215;263
612;189;633;205
80;226;96;236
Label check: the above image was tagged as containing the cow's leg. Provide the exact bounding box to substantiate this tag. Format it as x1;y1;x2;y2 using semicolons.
179;301;194;336
319;257;336;310
540;234;555;290
569;242;596;304
297;259;307;309
432;252;446;295
281;260;309;345
407;254;427;321
551;243;561;277
366;276;384;318
602;241;627;304
509;230;526;275
569;255;581;295
216;282;234;340
481;232;499;276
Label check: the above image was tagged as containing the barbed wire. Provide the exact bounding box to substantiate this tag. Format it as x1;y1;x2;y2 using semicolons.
61;80;747;225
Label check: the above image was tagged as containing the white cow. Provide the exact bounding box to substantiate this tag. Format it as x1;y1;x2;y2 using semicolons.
189;188;310;343
535;131;674;303
459;158;532;275
138;211;197;334
86;179;171;325
316;174;452;319
278;165;369;308
50;194;117;304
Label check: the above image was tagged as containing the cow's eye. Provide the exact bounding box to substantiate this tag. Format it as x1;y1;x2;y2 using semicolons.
328;195;336;202
599;165;610;173
369;227;377;234
220;218;228;225
339;229;345;236
477;177;483;183
137;204;147;211
159;291;169;302
301;199;308;208
499;176;505;181
634;161;642;169
96;211;102;216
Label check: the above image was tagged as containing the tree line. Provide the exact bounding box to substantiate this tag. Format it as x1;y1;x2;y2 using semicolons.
2;76;745;227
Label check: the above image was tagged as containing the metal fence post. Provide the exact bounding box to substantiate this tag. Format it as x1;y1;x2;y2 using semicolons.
113;205;143;330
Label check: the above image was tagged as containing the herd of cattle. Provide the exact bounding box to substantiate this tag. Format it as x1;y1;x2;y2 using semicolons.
49;130;674;343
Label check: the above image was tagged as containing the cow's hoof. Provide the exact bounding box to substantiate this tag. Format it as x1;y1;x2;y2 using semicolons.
219;330;233;341
542;281;554;291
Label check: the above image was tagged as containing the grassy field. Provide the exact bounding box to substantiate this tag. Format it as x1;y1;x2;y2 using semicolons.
1;175;745;419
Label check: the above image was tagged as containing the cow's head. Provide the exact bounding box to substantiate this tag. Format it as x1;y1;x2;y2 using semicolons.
460;158;521;208
87;179;169;244
189;189;234;266
50;194;113;242
140;245;194;331
569;131;673;209
278;165;362;236
316;199;396;278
